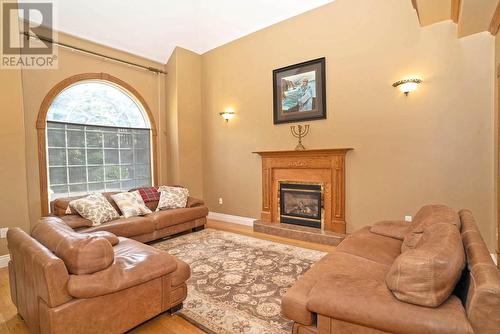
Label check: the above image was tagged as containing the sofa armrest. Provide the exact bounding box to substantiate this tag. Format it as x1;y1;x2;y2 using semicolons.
370;220;410;240
306;276;473;334
59;214;93;229
186;196;205;208
67;238;177;299
85;231;120;246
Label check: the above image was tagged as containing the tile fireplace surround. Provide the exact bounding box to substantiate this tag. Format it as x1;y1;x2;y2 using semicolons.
253;148;352;246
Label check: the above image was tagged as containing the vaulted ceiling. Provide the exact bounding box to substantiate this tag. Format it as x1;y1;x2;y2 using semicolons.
19;0;335;63
412;0;500;37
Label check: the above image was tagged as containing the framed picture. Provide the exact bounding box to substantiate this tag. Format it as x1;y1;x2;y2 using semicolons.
273;57;326;125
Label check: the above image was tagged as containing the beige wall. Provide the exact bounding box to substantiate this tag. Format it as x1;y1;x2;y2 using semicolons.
496;34;500;255
201;0;497;250
18;32;169;245
165;47;204;198
459;0;499;37
0;8;31;255
166;50;180;184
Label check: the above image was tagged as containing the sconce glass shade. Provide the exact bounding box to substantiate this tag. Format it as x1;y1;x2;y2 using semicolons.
392;78;422;95
220;108;235;122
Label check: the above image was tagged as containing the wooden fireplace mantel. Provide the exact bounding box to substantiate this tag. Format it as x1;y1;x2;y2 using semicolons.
253;148;352;234
253;148;352;157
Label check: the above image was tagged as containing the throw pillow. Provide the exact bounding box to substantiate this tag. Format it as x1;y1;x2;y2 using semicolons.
156;186;189;211
135;187;160;202
111;190;152;218
69;193;119;226
386;223;465;307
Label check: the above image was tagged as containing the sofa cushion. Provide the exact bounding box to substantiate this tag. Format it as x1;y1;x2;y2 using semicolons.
86;231;120;246
336;226;402;266
402;205;460;252
67;238;178;298
282;255;332;326
370;220;410;240
79;216;155;237
282;251;387;326
69;193;120;226
307;273;473;334
186;196;205;208
149;206;209;230
31;217;114;275
281;257;328;326
59;214;93;229
409;205;461;233
386;223;465;307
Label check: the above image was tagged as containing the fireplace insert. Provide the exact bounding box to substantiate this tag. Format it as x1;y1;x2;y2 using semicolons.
279;182;322;228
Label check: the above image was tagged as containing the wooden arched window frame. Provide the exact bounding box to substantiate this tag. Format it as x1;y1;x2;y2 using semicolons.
37;73;158;215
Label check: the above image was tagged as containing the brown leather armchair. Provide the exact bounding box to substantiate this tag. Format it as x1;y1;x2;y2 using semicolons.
7;217;190;334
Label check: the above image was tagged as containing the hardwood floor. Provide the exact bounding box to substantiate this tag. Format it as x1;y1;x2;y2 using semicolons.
0;219;334;334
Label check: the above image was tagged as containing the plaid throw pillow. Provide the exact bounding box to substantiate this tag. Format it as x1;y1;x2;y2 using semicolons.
136;187;160;203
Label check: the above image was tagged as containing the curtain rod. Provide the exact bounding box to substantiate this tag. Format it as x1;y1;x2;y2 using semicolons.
22;31;167;75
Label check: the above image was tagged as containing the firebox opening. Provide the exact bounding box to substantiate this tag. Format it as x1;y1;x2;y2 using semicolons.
279;182;322;229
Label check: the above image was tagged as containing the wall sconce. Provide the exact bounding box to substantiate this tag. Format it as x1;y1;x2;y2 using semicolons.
392;78;422;96
220;107;235;122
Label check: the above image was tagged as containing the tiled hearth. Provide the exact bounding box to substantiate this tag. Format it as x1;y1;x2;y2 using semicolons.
254;220;344;246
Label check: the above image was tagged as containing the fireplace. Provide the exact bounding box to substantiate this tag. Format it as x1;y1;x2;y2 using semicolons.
253;148;352;235
279;182;322;229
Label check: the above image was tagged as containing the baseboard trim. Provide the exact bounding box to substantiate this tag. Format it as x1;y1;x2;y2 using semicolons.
208;212;256;227
0;254;10;268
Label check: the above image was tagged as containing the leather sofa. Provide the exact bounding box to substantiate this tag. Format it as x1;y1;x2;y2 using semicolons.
7;216;190;334
50;190;209;242
282;205;500;334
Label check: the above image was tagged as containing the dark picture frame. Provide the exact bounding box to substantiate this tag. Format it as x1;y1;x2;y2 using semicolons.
273;57;326;125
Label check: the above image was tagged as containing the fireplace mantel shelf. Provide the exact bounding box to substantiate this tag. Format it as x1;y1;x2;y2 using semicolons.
253;148;353;157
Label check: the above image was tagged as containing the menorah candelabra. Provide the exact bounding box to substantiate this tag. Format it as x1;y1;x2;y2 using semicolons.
290;124;310;150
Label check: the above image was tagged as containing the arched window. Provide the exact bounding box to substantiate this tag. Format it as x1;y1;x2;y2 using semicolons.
41;76;155;207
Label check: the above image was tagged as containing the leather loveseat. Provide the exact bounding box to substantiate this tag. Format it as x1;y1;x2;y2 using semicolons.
7;216;190;334
50;190;208;242
282;205;500;334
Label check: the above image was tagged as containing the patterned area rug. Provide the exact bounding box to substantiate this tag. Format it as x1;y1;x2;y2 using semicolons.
153;229;326;334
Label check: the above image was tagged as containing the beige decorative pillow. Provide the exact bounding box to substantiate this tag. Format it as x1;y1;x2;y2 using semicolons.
156;186;189;211
111;191;152;218
69;193;119;226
